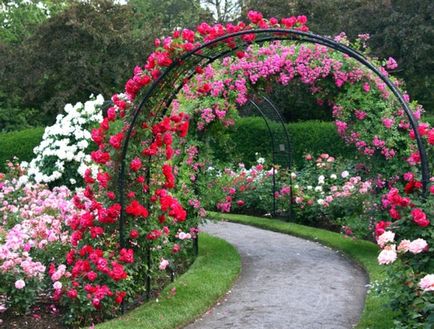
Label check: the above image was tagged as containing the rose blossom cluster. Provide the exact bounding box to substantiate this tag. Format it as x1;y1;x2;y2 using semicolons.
179;38;428;168
0;169;74;311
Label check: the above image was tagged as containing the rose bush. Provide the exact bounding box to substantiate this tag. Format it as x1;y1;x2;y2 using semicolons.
0;162;72;314
26;95;104;188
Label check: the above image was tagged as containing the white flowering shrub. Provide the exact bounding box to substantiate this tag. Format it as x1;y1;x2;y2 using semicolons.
26;95;104;187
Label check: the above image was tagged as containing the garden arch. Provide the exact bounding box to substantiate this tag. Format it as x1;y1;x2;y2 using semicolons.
117;28;430;248
242;96;293;217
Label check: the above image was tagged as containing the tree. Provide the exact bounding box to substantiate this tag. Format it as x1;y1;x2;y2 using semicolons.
0;0;145;124
200;0;242;22
0;0;68;43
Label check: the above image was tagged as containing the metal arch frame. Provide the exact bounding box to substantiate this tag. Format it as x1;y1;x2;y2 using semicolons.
117;28;431;249
248;98;278;217
262;96;294;218
246;97;294;218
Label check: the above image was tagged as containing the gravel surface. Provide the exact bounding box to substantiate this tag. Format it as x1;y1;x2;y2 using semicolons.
185;221;368;329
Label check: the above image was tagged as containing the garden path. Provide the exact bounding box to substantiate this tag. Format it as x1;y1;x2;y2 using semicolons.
185;221;367;329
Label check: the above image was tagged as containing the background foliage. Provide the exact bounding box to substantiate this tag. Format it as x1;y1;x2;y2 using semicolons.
0;0;432;132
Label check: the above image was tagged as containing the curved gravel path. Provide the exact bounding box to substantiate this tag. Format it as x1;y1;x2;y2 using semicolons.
185;221;368;329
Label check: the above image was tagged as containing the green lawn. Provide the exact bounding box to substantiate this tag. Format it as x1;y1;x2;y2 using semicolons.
96;233;241;329
207;211;395;329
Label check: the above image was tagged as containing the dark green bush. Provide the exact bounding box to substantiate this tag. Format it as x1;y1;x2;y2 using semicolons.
425;116;434;126
210;117;353;168
0;107;45;132
0;127;44;170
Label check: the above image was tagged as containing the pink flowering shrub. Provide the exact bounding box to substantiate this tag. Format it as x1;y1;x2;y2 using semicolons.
200;158;283;216
288;154;374;236
0;163;72;314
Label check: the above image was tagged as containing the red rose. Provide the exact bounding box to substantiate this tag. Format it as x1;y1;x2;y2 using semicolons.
109;132;124;149
97;172;111;188
389;207;401;220
146;229;162;240
247;10;263;24
129;229;139;239
115;291;126;304
92;298;100;308
130;157;142;172
172;244;180;253
428;129;434;145
91;150;110;164
110;262;127;281
90;226;104;238
67;289;78;299
87;271;98;281
411;208;430;227
91;128;104;145
126;200;149;218
119;248;134;263
375;221;391;238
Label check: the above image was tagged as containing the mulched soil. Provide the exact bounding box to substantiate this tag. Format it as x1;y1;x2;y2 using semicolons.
1;305;64;329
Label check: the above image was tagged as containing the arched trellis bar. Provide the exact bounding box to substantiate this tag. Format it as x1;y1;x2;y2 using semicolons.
118;28;431;249
242;96;293;218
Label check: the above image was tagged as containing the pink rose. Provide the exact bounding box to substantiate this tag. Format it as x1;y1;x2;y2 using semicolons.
419;274;434;292
382;118;394;129
15;279;25;289
159;259;169;270
397;239;410;253
53;281;62;290
385;57;398;70
377;231;395;248
408;239;428;254
377;245;397;265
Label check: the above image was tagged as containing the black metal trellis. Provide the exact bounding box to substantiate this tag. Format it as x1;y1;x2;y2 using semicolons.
116;29;431;299
241;96;293;218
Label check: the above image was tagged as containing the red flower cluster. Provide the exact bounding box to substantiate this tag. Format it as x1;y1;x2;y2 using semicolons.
382;187;430;227
126;200;149;218
155;189;187;222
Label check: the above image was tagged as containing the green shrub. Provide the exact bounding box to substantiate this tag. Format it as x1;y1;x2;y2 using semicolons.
210;117;353;168
0;127;44;170
0;107;45;132
425;116;434;126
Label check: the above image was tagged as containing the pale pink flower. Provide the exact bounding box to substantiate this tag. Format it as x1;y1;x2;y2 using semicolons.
15;279;25;289
378;245;397;265
159;259;169;270
419;274;434;292
408;239;428;254
53;281;62;290
397;239;410;253
377;231;395;248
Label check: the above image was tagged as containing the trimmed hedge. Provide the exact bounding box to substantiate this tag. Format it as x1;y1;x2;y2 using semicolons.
211;117;353;168
2;115;429;171
0;127;44;169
